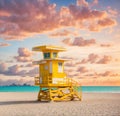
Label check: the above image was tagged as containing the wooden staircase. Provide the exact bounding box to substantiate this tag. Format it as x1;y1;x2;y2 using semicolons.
71;79;82;101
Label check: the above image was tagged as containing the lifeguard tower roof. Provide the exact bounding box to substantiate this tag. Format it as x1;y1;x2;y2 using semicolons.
32;45;66;52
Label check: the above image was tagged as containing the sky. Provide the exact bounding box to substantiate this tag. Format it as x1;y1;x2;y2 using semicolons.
0;0;120;86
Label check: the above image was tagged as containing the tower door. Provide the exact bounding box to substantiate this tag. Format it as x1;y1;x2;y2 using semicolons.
49;61;52;73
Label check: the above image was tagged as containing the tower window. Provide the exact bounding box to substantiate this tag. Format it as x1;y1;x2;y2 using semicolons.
58;62;63;73
53;52;57;58
44;53;50;59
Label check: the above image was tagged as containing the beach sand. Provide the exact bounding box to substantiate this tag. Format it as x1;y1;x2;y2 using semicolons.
0;92;120;116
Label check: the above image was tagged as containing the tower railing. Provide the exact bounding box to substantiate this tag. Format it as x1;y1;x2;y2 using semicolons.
35;77;40;85
35;76;81;87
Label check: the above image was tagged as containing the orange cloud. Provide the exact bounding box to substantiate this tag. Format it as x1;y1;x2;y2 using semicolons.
100;43;112;47
98;18;116;27
0;0;117;40
88;18;116;32
0;42;10;47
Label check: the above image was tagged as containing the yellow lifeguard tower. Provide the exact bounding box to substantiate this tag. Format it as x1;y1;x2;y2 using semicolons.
32;45;82;101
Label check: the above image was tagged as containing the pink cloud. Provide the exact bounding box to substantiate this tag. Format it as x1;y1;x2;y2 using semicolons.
14;56;32;62
65;62;75;67
77;0;98;7
98;18;116;27
0;42;10;47
107;7;118;17
25;63;33;67
97;55;112;64
0;62;7;73
62;37;96;46
0;64;23;76
0;63;38;77
78;59;88;64
76;53;112;64
72;37;96;46
27;67;39;77
0;0;117;40
76;0;88;7
18;48;32;57
49;30;78;37
92;0;98;5
88;18;116;32
77;66;89;73
97;71;120;77
62;38;71;45
14;48;32;62
87;53;99;63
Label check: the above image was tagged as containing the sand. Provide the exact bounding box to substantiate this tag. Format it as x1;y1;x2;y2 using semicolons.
0;92;120;116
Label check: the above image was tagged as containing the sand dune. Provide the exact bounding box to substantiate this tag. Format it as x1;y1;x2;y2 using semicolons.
0;92;120;116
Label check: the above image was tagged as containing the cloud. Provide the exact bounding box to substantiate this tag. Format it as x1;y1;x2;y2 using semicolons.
0;64;23;76
0;0;116;40
77;66;89;73
62;38;71;45
72;37;96;46
27;67;39;77
100;43;112;47
0;42;10;47
88;18;116;32
0;63;38;77
76;53;112;64
25;63;33;67
92;0;98;5
98;18;116;27
62;37;96;46
17;48;32;57
49;30;79;37
0;0;58;40
95;71;120;77
64;62;75;67
97;55;112;64
76;0;88;7
87;53;99;63
77;0;98;7
14;48;32;62
0;62;7;73
14;56;32;62
107;7;118;17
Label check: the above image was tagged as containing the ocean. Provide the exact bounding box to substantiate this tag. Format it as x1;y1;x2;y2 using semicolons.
0;86;120;93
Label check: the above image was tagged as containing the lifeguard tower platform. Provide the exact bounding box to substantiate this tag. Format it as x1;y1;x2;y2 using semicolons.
32;45;82;101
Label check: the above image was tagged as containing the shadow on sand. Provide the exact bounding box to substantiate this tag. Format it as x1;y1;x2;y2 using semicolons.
0;100;50;106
